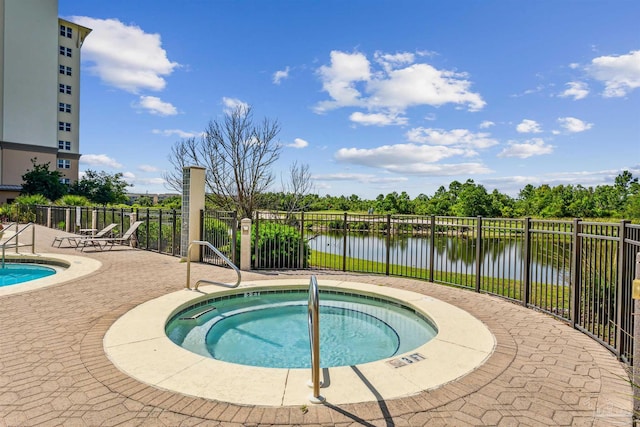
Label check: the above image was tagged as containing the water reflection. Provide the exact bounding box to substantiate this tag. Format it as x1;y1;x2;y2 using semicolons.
307;232;570;285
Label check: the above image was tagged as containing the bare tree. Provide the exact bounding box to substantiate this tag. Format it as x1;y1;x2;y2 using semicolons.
163;105;281;219
282;161;314;216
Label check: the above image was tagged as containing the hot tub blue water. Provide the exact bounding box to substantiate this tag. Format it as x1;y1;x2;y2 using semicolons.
166;289;438;368
0;263;57;287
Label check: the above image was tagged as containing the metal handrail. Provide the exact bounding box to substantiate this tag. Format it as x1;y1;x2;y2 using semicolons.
1;222;36;267
186;240;241;290
307;275;324;403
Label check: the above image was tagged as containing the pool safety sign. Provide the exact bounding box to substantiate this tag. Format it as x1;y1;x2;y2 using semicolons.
386;353;425;368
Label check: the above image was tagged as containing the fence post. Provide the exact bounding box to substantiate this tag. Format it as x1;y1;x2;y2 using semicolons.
342;212;347;272
617;220;629;358
633;252;640;415
65;208;71;232
475;216;483;293
571;218;582;329
429;215;435;283
254;212;260;268
46;206;52;229
299;212;305;269
523;217;531;306
386;214;391;276
240;218;252;271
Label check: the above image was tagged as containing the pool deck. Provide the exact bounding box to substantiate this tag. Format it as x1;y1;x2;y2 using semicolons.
0;225;634;426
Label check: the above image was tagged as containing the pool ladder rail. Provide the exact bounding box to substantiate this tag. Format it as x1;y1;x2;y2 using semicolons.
1;222;36;268
186;240;241;291
308;275;324;403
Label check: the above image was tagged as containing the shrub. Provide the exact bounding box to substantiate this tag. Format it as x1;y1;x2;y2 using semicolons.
242;221;310;269
56;195;91;206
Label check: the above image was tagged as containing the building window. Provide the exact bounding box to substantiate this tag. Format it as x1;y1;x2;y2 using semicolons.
59;46;72;57
58;122;71;132
60;178;71;185
58;140;71;150
59;84;72;95
58;159;71;169
60;25;72;38
58;103;71;113
58;65;72;76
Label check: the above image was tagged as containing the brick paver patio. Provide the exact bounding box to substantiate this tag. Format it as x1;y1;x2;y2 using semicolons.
0;225;633;426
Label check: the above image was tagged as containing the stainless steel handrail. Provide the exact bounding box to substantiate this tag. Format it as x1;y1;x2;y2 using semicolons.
186;240;241;290
1;222;35;268
308;275;324;403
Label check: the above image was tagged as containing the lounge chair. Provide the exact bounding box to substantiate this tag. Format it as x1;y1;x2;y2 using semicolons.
52;223;118;248
77;221;144;251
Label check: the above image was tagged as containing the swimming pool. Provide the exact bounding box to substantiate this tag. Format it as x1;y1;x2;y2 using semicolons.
0;263;57;287
166;289;438;368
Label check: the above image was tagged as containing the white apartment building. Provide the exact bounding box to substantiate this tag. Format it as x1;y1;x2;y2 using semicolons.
0;0;90;203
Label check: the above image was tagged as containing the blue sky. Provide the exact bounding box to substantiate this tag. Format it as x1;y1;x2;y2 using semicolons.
59;0;640;199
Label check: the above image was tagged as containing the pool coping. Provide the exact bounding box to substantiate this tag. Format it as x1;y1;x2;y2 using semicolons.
0;252;102;297
104;279;496;406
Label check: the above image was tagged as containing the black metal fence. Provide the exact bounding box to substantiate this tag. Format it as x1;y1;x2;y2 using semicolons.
33;205;182;256
253;212;640;366
30;205;640;366
200;210;237;266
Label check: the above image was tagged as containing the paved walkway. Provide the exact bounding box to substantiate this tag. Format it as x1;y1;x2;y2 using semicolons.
0;225;633;426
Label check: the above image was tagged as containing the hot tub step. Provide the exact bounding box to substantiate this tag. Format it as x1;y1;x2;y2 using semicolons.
180;307;215;320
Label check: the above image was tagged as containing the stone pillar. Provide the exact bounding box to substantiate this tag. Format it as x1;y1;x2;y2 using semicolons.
91;210;97;232
46;207;52;228
240;218;252;271
65;208;71;232
181;166;206;261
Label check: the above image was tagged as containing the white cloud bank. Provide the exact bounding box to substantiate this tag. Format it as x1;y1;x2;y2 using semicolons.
559;81;589;100
588;50;640;97
152;129;201;138
557;117;593;133
80;154;122;168
287;138;309;149
69;16;179;94
498;138;554;159
516;119;542;134
315;50;485;126
136;96;177;116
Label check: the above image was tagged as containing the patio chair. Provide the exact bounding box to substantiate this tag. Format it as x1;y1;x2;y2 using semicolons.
77;221;144;251
52;223;118;248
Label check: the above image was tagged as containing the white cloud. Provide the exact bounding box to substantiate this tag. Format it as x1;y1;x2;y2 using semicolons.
138;164;159;172
479;121;495;129
135;177;166;186
122;171;136;181
336;143;466;167
287;138;309;149
516;119;542;133
559;81;589;100
69;16;179;93
350;111;408;126
588;50;640;97
80;154;122;168
497;138;554;159
135;96;177;116
222;97;250;114
557;117;593;133
313;173;408;184
152;129;201;138
406;128;498;149
314;50;485;120
273;66;290;84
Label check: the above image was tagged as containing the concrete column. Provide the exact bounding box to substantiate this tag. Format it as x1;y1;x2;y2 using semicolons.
181;166;206;261
65;208;71;232
46;207;52;228
91;209;97;232
240;218;252;270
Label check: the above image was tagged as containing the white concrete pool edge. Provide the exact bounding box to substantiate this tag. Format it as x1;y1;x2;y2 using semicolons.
104;279;496;406
0;252;102;297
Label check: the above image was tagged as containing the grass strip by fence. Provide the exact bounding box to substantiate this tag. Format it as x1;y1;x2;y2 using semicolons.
309;250;569;311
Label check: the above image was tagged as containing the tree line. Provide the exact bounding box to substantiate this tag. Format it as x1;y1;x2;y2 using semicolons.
259;171;639;219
